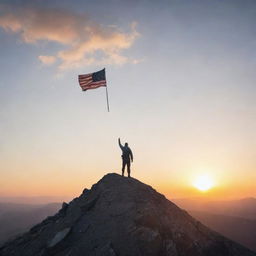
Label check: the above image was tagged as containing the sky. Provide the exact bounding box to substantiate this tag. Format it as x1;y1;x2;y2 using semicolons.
0;0;256;202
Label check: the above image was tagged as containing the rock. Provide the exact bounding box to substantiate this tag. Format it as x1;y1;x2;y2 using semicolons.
82;188;89;194
0;173;255;256
164;239;178;255
47;227;71;248
61;202;68;210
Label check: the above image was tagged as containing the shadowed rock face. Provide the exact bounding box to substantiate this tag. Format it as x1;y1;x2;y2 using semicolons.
0;173;255;256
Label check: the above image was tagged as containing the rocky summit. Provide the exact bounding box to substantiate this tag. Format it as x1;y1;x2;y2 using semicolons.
1;173;255;256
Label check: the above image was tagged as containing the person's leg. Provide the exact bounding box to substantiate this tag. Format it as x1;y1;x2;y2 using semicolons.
122;159;127;176
127;161;131;177
122;160;125;176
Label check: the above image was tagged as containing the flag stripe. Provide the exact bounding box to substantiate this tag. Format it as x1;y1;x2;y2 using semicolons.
79;79;93;85
80;82;106;89
80;80;106;86
88;80;106;85
81;83;106;88
80;81;106;87
81;84;106;90
79;77;92;81
79;74;92;78
79;77;93;82
79;79;92;84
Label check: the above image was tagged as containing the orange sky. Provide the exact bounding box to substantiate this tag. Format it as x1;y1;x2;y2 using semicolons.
0;1;256;202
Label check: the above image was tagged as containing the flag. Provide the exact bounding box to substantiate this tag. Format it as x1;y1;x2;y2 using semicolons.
78;68;106;91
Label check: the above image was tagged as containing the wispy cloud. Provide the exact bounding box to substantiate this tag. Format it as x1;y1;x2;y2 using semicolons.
0;5;139;70
38;55;57;65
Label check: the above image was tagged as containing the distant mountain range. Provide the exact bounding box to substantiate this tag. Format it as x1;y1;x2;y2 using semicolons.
173;197;256;252
189;211;256;252
173;197;256;220
0;196;71;204
0;202;61;245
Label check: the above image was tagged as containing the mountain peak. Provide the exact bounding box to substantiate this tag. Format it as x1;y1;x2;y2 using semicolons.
1;173;255;256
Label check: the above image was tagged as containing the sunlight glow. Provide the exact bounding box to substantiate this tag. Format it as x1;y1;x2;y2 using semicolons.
193;174;214;192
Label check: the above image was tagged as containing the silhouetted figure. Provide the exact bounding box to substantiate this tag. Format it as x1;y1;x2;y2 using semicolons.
118;138;133;177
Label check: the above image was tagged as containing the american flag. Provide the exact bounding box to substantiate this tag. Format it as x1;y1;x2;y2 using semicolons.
78;68;106;91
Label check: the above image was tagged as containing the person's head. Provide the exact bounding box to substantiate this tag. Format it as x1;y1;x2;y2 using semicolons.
125;142;128;147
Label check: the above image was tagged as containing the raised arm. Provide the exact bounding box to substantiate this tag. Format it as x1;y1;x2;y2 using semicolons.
118;138;123;149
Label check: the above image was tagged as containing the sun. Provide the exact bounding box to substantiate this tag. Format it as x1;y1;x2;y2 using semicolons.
193;174;214;192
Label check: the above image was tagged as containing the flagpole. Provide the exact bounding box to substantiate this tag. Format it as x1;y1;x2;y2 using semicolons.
105;85;110;112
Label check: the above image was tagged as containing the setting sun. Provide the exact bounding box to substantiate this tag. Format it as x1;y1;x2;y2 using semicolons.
193;174;215;192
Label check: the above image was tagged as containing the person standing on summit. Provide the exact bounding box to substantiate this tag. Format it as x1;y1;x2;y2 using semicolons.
118;138;133;177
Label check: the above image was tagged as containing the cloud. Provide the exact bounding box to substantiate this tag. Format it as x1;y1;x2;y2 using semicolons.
0;5;139;69
38;55;56;65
